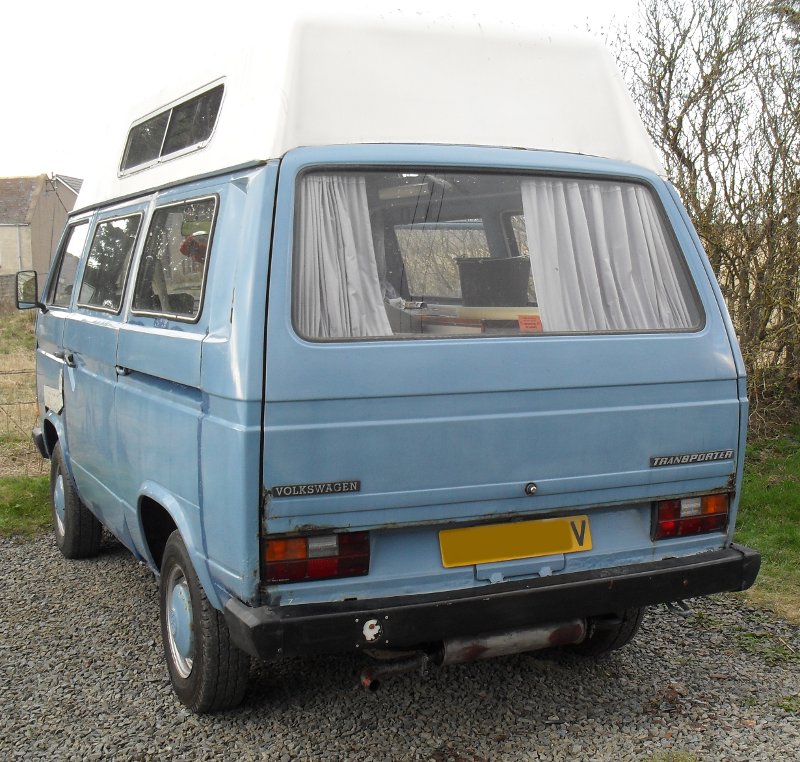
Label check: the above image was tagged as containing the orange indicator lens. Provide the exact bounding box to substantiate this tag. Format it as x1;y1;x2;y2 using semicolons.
263;532;370;583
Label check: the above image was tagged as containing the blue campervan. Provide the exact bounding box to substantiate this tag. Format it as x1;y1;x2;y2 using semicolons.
16;15;759;712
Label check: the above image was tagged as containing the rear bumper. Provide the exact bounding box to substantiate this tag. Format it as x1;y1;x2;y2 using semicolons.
224;544;760;660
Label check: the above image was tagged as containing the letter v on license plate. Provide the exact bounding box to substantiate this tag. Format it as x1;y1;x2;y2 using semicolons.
439;514;593;568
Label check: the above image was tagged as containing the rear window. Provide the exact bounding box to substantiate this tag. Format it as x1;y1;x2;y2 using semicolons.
292;170;703;340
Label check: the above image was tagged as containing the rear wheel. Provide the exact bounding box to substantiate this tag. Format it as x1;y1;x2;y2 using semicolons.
570;608;646;657
159;531;251;712
50;442;102;559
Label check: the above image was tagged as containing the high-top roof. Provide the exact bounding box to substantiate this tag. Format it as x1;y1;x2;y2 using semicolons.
76;11;662;210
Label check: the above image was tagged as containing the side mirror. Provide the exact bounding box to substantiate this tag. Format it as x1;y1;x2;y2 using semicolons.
16;271;47;313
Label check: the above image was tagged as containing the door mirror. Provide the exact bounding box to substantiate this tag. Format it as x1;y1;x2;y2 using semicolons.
16;270;47;313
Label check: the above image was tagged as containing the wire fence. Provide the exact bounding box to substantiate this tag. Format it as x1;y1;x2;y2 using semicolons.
0;369;44;476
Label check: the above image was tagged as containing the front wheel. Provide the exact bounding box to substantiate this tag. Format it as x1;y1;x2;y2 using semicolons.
159;531;251;712
50;442;102;559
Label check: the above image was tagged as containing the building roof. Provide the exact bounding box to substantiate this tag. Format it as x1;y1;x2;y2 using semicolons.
54;175;83;195
0;175;45;225
77;11;663;209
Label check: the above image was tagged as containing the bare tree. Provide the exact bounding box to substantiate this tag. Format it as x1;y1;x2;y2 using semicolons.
614;0;800;433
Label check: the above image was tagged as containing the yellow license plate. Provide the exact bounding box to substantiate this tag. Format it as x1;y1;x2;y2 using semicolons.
439;515;592;568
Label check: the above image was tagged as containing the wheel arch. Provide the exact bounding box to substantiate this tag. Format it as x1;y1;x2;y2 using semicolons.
42;410;65;460
137;482;223;610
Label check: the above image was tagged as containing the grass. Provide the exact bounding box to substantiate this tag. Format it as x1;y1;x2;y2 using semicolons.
0;475;50;536
735;425;800;622
647;752;698;762
776;694;800;713
0;309;41;477
0;309;36;356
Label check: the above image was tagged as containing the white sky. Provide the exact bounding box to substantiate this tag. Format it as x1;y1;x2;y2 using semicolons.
0;0;639;179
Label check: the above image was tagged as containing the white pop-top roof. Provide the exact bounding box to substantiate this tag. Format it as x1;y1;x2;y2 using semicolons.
76;10;663;209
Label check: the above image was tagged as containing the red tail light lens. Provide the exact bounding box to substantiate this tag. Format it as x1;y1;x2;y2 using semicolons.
263;532;370;583
653;495;729;540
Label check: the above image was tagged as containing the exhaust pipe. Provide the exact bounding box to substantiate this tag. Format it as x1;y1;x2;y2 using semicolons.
359;619;585;690
360;653;431;692
442;619;586;664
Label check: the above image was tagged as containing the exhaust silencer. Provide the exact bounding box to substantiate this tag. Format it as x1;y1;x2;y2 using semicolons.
442;619;586;664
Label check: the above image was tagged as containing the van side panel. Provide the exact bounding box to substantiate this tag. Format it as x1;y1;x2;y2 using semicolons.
198;165;278;604
113;177;232;587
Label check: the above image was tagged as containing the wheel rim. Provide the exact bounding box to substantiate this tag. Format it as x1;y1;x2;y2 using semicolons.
53;473;66;539
166;567;194;679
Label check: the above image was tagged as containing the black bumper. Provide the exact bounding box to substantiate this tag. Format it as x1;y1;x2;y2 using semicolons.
224;544;760;660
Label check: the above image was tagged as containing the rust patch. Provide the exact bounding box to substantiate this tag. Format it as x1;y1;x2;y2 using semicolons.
548;621;585;647
450;644;489;663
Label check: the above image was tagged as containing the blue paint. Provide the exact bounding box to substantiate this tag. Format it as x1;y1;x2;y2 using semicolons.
29;144;748;627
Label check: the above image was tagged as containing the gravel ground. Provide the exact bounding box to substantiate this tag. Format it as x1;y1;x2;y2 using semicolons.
1;533;799;762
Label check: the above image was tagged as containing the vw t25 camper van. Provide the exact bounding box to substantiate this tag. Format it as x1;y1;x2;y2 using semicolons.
16;14;759;712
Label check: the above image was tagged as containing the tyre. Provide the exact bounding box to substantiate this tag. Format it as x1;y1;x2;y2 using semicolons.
50;441;102;559
159;531;251;712
569;607;646;657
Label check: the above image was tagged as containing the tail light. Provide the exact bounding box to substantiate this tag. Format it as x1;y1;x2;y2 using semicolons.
653;494;729;540
263;532;370;583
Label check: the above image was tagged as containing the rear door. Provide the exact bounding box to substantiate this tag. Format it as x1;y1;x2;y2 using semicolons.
261;146;740;544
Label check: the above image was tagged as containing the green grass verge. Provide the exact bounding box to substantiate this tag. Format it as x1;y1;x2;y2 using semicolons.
736;425;800;622
0;476;50;536
0;310;36;355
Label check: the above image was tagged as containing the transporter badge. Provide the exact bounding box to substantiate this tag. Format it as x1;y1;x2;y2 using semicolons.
650;450;734;467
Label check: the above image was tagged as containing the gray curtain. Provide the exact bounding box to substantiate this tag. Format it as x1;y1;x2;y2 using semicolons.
521;178;694;332
295;174;392;338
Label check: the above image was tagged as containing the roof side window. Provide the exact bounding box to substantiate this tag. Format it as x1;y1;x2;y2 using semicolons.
49;221;90;308
77;214;142;313
120;84;224;174
131;197;216;321
162;86;224;156
121;112;170;171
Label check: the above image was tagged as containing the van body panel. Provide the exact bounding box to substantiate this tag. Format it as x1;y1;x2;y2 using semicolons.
198;164;278;604
261;147;742;595
62;313;125;533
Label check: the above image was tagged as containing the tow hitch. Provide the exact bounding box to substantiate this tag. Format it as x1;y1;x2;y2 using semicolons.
665;600;691;618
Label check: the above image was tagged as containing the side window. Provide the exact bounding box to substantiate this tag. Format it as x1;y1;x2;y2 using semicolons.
132;197;216;320
50;222;90;308
77;214;142;313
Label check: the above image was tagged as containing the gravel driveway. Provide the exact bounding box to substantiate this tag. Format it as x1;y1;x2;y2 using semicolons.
1;533;798;761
